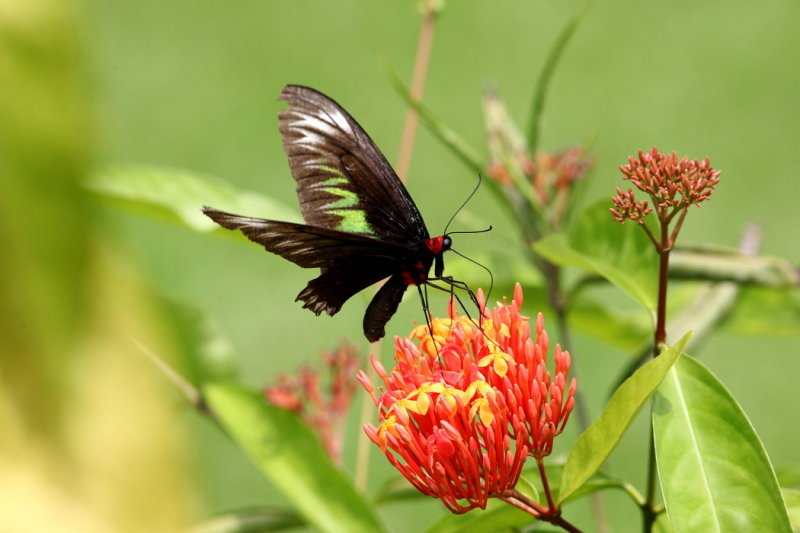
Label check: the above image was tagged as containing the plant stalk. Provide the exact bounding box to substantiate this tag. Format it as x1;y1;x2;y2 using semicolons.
395;3;437;182
642;219;672;532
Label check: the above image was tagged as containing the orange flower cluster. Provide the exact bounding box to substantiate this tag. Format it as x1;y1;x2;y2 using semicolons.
359;284;576;513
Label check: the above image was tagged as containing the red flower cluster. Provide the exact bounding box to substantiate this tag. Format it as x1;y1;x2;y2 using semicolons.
359;284;576;513
264;342;360;464
611;147;720;225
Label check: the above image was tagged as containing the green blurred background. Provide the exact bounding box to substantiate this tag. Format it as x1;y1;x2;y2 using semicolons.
2;0;798;531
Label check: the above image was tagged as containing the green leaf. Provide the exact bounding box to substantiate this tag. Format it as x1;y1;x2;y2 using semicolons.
569;295;651;351
384;62;538;235
670;247;799;287
515;476;540;505
490;281;652;352
87;166;300;231
160;299;238;385
383;63;484;176
519;462;645;507
425;499;532;533
559;471;644;507
190;507;303;533
205;384;387;533
527;0;594;153
654;512;676;533
557;334;688;503
534;199;659;310
534;233;594;271
653;355;791;532
782;488;800;532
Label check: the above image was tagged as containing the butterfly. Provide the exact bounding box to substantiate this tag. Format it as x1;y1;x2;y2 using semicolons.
203;84;473;342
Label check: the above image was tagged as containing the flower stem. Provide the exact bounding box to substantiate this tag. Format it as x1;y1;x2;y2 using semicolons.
499;489;544;516
543;261;610;532
395;1;437;183
537;456;557;511
499;488;585;532
653;212;673;350
643;215;673;531
654;248;669;350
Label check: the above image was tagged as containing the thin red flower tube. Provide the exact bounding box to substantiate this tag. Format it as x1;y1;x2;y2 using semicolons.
359;283;576;514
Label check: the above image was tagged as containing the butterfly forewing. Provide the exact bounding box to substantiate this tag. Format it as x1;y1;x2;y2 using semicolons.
279;85;429;246
202;208;407;269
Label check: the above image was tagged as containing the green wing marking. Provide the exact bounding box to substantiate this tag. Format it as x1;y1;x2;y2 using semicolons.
330;209;373;234
313;165;376;235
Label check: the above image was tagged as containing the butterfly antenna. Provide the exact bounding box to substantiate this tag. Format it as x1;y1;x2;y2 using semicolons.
446;226;493;236
443;174;484;236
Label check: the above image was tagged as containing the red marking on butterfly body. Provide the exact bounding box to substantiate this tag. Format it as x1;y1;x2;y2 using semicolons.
426;236;446;254
401;261;429;286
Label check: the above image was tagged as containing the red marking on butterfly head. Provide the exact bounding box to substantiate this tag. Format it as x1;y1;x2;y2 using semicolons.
426;235;452;255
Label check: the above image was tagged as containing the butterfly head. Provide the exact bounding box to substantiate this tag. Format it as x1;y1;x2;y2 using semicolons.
425;235;452;279
426;235;452;256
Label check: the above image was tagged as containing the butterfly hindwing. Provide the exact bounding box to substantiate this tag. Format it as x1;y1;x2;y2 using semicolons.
279;85;429;246
297;263;395;317
363;274;408;342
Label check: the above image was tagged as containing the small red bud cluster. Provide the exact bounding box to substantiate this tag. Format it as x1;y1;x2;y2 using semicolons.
264;342;361;464
611;187;653;225
612;147;720;225
611;148;721;253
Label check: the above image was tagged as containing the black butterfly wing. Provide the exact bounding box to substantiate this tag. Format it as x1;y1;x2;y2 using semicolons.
203;207;410;318
297;264;395;318
279;85;429;246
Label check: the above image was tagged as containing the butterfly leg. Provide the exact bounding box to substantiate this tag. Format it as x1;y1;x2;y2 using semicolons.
425;280;476;322
436;276;487;332
416;283;445;364
425;278;500;349
426;277;483;320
